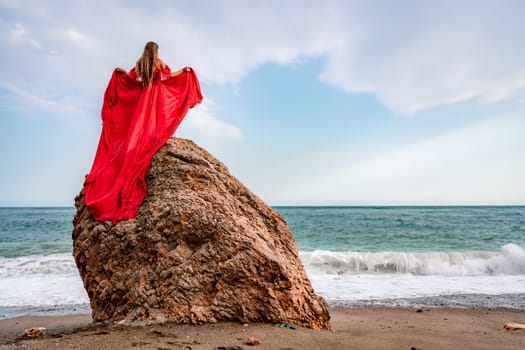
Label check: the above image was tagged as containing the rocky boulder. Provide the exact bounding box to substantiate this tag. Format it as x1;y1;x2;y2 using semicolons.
72;137;330;329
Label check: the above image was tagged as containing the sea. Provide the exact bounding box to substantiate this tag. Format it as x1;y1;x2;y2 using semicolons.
1;206;524;319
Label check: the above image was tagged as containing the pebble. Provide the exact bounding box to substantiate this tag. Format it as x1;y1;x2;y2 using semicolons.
21;327;46;338
246;336;262;345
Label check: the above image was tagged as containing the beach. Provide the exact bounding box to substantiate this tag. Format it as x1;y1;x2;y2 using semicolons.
2;1;525;347
1;308;525;349
1;207;524;348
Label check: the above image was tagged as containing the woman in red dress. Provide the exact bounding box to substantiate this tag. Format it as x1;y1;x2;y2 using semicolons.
116;42;191;85
84;42;203;223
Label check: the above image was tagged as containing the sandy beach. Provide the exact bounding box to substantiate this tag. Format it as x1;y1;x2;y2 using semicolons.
1;307;524;350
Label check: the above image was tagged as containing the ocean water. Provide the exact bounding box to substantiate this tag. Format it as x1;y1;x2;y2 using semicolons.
1;206;524;319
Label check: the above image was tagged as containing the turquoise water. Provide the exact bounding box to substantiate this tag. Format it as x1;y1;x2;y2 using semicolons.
278;206;525;252
0;207;73;258
2;206;524;258
0;206;524;315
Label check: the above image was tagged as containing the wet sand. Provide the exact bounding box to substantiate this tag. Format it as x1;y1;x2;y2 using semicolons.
1;307;525;349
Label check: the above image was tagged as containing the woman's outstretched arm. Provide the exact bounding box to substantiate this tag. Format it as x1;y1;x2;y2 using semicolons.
115;67;128;75
170;66;192;77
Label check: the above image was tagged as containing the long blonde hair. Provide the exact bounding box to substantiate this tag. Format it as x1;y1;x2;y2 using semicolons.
135;41;159;88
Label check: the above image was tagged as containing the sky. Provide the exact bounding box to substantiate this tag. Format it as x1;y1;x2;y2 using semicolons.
0;0;524;206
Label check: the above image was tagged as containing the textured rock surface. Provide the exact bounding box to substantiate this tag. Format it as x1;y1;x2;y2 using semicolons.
72;137;330;329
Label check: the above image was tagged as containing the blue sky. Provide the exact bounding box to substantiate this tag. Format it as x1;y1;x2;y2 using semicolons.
1;0;524;206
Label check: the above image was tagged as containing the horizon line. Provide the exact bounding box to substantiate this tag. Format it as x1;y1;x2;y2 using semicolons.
1;204;524;209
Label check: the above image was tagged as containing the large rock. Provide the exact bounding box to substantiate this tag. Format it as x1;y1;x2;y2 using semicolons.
72;138;330;330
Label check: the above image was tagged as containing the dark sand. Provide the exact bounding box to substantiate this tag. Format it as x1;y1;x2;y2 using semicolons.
1;308;524;349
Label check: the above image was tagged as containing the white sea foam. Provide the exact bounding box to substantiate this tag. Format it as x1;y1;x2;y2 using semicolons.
0;253;89;307
307;273;525;302
1;245;524;311
301;244;525;302
301;243;525;276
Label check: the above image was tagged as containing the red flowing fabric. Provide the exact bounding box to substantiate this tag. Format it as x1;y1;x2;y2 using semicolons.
84;66;202;223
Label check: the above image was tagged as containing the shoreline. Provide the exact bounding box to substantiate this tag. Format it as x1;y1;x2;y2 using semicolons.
1;307;525;350
3;292;525;321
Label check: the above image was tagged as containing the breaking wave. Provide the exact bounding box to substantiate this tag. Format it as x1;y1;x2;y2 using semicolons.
301;243;525;276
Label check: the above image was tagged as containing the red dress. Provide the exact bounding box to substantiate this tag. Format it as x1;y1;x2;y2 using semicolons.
84;65;203;223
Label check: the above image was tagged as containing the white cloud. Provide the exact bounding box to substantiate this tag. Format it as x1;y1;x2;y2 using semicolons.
2;1;525;118
268;114;525;205
318;1;525;114
177;101;243;141
8;22;40;47
0;82;91;120
62;28;96;52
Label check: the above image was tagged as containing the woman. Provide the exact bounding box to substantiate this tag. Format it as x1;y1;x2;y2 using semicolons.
84;41;203;223
115;41;191;85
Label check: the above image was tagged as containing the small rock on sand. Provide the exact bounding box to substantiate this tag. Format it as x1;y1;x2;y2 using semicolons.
21;327;46;338
504;322;525;331
246;336;262;345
